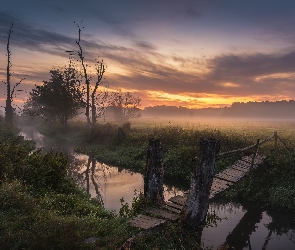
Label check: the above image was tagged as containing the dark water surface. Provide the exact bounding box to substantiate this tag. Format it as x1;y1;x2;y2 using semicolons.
19;125;295;250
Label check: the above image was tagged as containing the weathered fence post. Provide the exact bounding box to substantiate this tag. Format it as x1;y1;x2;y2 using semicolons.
250;139;260;171
144;139;164;203
181;138;220;234
274;131;278;148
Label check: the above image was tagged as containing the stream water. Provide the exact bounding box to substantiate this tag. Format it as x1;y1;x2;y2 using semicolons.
19;125;295;249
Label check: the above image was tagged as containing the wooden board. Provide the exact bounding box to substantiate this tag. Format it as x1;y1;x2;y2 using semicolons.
232;160;251;170
216;168;246;183
163;201;183;211
146;208;179;221
209;178;232;199
168;195;187;206
231;164;250;173
161;203;182;214
129;214;166;230
241;154;266;165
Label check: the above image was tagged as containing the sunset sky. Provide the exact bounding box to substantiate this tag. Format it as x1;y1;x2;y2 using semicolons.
1;0;295;112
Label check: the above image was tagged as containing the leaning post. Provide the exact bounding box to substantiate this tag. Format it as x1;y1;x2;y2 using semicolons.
250;139;260;171
144;139;164;203
181;138;220;232
274;131;278;149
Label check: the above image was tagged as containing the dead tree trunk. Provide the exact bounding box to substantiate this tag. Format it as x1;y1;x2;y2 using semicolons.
5;23;13;125
182;138;220;232
144;139;164;203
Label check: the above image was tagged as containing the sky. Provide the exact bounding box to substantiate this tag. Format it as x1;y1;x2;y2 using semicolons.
1;0;295;112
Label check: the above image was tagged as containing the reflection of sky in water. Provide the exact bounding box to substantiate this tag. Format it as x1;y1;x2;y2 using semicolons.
202;202;295;249
19;126;185;212
71;154;184;212
19;125;295;249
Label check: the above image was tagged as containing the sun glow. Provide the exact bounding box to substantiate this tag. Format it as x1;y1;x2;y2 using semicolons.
143;91;271;109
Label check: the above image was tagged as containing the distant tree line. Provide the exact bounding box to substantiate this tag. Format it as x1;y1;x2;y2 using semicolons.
142;101;295;119
222;100;295;118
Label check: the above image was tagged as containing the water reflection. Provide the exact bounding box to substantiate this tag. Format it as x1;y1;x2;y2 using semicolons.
18;125;186;212
203;198;295;250
68;153;186;212
18;125;295;249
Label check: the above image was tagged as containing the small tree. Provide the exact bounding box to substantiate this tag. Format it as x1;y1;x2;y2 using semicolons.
23;64;84;127
109;91;141;122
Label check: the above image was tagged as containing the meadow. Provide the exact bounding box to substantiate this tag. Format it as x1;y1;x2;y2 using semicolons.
1;116;295;249
39;116;295;212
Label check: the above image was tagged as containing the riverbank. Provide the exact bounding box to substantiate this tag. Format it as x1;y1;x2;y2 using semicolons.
0;122;139;249
1;120;206;249
36;118;295;213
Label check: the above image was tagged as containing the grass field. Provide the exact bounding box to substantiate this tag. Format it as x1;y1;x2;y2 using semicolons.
2;116;294;249
35;116;295;212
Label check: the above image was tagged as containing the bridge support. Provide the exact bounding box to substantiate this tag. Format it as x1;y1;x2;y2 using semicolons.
181;138;220;233
144;139;164;203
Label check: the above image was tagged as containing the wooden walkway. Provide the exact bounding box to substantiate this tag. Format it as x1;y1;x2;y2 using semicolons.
129;154;266;230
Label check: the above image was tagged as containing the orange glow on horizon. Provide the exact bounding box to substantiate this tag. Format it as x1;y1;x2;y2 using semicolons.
141;91;292;109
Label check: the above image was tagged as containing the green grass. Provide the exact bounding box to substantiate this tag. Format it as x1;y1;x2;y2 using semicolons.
0;180;137;250
3;117;295;248
1;119;210;249
0;122;139;249
36;117;295;212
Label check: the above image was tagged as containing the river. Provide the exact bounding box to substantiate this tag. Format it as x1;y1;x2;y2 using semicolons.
19;125;295;249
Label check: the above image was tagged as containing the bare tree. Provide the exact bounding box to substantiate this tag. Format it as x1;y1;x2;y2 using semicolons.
70;22;108;131
74;22;91;131
91;59;108;124
3;22;25;125
109;90;141;122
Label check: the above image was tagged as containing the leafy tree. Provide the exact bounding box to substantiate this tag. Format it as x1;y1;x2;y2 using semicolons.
109;90;141;122
23;64;84;127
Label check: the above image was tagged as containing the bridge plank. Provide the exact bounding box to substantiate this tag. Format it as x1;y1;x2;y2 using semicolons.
216;168;246;182
241;154;266;165
168;195;187;206
129;214;166;230
161;204;182;214
164;201;183;211
146;208;179;221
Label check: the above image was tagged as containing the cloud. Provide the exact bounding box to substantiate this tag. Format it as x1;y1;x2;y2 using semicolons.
185;7;201;18
1;8;295;109
204;52;295;97
0;12;73;53
132;41;157;51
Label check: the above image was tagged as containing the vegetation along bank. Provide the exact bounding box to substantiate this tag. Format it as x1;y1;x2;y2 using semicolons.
37;118;295;213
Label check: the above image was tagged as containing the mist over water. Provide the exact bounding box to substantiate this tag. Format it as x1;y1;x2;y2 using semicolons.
18;124;186;212
18;121;295;249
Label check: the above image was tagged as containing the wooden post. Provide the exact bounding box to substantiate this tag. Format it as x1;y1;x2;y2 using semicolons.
181;138;220;232
250;139;260;171
274;131;278;148
144;139;164;203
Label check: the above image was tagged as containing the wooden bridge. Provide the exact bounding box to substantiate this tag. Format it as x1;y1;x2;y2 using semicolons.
118;131;292;249
129;153;266;230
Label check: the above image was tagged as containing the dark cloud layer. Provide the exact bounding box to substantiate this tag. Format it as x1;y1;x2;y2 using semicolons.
185;7;201;18
1;0;295;109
